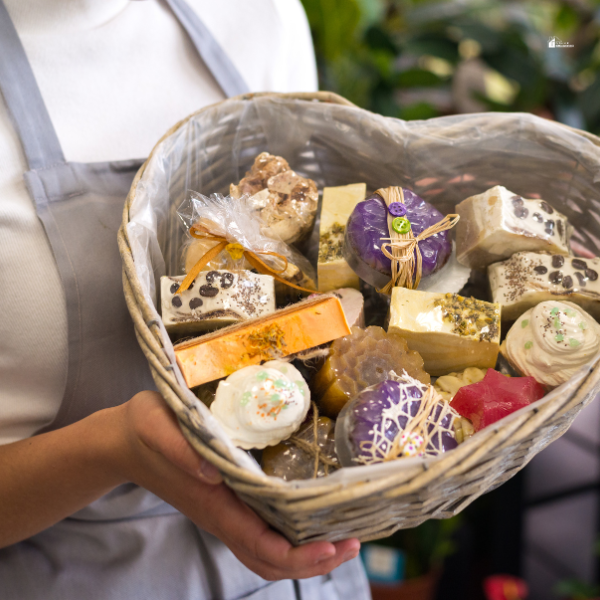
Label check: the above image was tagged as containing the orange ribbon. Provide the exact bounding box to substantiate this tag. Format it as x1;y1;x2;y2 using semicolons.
175;224;316;295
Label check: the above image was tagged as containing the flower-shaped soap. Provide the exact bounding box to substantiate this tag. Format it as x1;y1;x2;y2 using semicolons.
210;360;310;449
344;189;452;289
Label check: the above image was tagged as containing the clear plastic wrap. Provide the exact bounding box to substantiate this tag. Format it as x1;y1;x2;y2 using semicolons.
177;192;316;297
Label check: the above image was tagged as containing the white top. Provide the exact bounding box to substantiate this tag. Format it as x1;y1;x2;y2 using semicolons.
0;0;317;444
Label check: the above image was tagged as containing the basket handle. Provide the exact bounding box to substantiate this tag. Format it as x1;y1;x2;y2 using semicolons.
232;90;357;108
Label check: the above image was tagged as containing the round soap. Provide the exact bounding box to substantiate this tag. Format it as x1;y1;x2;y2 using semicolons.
344;189;452;289
335;374;458;467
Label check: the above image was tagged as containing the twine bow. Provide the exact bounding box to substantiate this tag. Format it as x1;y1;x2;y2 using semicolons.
376;187;460;295
175;224;315;295
289;403;339;478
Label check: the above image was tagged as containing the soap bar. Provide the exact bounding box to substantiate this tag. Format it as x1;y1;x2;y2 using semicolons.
210;360;310;449
261;415;339;480
230;152;318;246
450;368;545;431
335;373;461;467
501;300;600;388
317;183;366;292
161;271;275;336
312;325;430;418
456;186;571;269
174;295;351;387
344;188;452;290
388;288;501;376
434;367;488;401
489;252;600;321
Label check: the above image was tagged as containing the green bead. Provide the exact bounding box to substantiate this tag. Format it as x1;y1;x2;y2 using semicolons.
551;307;559;316
524;341;533;349
521;319;529;328
241;392;252;406
569;338;581;347
555;333;564;342
579;322;587;330
392;216;411;234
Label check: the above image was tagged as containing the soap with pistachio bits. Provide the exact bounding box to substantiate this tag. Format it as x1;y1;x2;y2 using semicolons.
455;186;572;269
489;251;600;321
388;288;501;376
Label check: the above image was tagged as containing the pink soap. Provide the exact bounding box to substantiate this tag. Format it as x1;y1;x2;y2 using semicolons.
450;369;545;432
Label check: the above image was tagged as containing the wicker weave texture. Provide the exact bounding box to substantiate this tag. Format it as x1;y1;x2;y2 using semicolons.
118;91;600;544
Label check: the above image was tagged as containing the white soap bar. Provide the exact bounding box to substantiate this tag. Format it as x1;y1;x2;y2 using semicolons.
318;183;366;292
455;185;571;269
489;251;600;321
388;288;501;376
161;270;275;336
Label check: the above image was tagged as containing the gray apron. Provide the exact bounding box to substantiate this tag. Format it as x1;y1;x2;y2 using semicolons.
0;1;370;598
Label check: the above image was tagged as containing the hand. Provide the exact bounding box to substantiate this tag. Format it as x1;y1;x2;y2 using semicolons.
117;391;361;581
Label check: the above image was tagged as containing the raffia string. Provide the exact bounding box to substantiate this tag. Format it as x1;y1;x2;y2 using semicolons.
356;372;459;466
176;224;316;295
376;187;460;295
289;403;339;478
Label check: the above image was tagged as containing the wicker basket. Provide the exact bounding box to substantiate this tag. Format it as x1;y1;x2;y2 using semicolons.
118;91;600;545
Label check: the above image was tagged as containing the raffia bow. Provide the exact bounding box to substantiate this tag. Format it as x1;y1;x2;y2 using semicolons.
376;187;460;295
175;223;316;295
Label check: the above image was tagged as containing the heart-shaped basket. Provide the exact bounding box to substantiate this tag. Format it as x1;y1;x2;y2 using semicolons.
118;91;600;544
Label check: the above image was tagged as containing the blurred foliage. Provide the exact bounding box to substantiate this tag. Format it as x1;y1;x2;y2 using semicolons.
301;0;600;133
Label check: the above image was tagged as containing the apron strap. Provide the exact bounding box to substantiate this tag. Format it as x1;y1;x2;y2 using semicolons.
164;0;250;98
0;0;66;169
0;0;249;171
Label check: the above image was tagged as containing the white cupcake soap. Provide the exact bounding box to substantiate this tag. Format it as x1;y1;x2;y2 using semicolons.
210;360;310;449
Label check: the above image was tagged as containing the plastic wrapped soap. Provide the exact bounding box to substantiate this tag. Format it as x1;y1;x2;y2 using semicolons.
335;371;462;467
261;415;339;480
344;188;453;289
312;326;430;418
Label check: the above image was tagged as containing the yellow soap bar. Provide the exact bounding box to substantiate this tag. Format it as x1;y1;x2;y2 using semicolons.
388;288;501;376
175;295;351;387
317;183;366;292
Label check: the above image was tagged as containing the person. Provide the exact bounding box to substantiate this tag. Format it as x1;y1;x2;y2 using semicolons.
0;0;371;598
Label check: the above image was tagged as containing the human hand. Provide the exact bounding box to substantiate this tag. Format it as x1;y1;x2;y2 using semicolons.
116;391;361;580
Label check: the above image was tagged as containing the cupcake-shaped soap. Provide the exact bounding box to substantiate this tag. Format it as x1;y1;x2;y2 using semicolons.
210;361;310;449
344;188;452;290
502;301;600;388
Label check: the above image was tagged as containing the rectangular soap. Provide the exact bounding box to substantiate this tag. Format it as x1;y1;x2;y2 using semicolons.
174;295;351;387
317;183;366;292
489;252;600;321
161;271;275;336
455;185;571;269
388;288;501;376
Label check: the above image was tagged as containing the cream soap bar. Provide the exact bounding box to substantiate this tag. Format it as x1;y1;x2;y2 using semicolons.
456;185;571;269
489;252;600;321
161;270;275;335
388;288;501;376
317;183;366;292
174;295;351;387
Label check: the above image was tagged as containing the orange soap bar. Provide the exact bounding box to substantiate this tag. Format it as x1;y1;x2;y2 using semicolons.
174;295;351;387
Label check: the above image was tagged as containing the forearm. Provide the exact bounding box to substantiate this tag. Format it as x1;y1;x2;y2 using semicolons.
0;406;127;548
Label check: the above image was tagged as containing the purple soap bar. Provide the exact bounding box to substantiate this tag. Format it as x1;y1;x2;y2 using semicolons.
335;375;458;467
343;189;452;289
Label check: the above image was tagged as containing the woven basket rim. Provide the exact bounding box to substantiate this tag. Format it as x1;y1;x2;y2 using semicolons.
118;91;600;540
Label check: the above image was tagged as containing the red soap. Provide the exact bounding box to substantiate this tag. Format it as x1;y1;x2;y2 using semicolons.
450;369;545;432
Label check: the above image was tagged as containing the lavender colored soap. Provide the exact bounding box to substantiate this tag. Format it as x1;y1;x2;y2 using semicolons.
344;189;452;289
335;375;459;467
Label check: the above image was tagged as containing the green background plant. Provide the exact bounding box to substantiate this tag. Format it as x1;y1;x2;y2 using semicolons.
301;0;600;133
